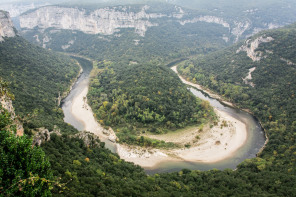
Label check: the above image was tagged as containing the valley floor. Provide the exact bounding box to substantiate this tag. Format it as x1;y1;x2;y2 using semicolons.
68;65;248;168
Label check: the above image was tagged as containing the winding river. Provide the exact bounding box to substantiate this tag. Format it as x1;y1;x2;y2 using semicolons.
62;58;266;174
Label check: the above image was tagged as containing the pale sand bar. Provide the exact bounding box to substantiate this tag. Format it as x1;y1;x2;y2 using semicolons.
71;79;108;140
117;109;247;167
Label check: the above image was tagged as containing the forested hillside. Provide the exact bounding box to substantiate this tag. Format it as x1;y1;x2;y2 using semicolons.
178;23;296;174
0;36;79;133
88;61;215;147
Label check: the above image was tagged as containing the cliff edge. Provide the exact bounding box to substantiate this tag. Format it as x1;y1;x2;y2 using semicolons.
0;10;16;42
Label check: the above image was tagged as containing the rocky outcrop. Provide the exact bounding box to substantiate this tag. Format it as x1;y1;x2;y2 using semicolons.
179;16;253;42
242;67;256;87
231;21;251;42
236;36;274;61
0;11;16;42
102;127;118;143
0;95;24;136
0;96;15;118
179;15;230;29
32;125;62;146
73;131;101;147
33;128;51;146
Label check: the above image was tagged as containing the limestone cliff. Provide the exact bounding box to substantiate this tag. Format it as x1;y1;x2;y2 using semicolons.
0;11;16;42
19;5;258;42
179;16;253;42
20;5;170;37
0;95;24;136
236;35;274;61
179;15;230;29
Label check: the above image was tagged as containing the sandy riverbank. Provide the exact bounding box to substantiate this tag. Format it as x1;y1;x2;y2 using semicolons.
171;66;234;107
70;66;248;168
117;109;247;167
71;79;108;140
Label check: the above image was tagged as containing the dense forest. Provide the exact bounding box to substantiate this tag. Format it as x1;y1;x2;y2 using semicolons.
0;36;79;134
178;23;296;177
0;80;53;196
87;61;215;147
1;103;296;196
22;19;228;63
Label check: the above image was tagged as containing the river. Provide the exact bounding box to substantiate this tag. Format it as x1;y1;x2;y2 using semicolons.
62;57;266;174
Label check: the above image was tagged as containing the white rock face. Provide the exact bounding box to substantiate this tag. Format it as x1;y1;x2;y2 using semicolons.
231;21;251;42
0;11;16;42
0;95;15;118
236;36;274;61
62;39;75;50
172;5;185;19
179;15;230;29
267;23;280;29
20;5;168;37
242;67;256;87
1;95;24;136
179;16;254;41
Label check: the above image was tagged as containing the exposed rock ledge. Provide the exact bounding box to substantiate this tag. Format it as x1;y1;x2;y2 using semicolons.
242;67;256;87
179;15;230;29
236;36;274;61
0;11;16;42
19;5;169;37
0;95;24;136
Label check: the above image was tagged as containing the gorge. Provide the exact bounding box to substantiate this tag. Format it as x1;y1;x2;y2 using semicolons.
1;1;296;196
61;57;266;173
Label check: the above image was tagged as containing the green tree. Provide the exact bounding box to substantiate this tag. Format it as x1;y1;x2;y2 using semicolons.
0;107;53;196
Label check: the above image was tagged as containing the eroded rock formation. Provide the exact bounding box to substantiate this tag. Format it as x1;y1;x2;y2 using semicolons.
0;11;16;42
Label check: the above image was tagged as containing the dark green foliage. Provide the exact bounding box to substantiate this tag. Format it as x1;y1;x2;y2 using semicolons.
1;3;296;196
178;23;296;174
89;61;212;127
41;134;148;197
87;61;215;147
0;107;53;196
0;36;79;133
41;133;296;196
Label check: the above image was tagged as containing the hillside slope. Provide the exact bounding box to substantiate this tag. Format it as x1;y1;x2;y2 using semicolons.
0;10;80;133
178;23;296;171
